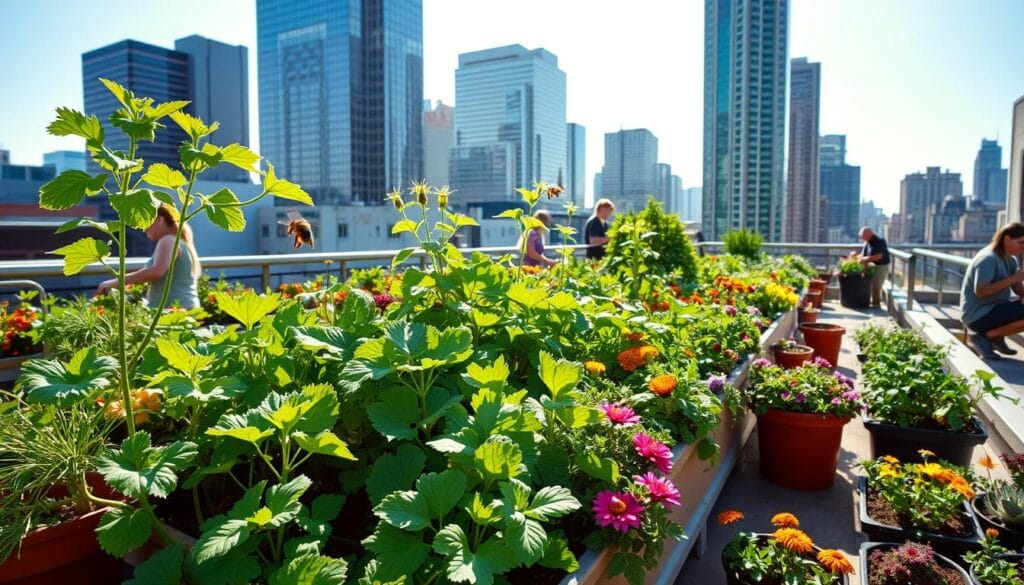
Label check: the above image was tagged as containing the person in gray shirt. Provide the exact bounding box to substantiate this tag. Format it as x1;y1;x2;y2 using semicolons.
961;222;1024;360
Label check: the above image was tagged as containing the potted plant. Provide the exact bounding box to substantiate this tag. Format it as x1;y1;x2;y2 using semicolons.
798;322;845;372
807;278;828;307
835;258;874;309
965;529;1024;585
0;291;44;384
859;452;983;557
860;541;972;585
971;453;1024;550
743;359;862;489
860;328;1010;466
768;338;815;369
798;303;820;325
719;509;854;584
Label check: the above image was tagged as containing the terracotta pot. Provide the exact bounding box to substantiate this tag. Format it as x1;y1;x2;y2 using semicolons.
770;344;814;369
817;270;834;285
756;408;851;490
808;279;827;307
803;289;822;309
797;306;819;324
800;322;845;370
0;475;123;584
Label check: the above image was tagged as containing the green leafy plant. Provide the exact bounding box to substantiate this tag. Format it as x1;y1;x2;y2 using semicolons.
986;483;1024;527
836;258;874;278
720;511;852;584
965;530;1024;585
605;198;698;283
743;359;863;418
861;452;976;533
722;228;764;260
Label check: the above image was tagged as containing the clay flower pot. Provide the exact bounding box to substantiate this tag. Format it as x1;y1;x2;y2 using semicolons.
769;343;814;369
797;305;820;324
799;323;845;370
757;408;851;490
808;279;827;307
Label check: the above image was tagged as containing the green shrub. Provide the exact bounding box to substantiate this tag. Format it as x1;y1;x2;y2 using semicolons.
606;197;699;283
722;229;764;260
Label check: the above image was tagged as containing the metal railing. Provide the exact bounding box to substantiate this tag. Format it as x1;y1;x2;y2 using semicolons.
911;248;972;307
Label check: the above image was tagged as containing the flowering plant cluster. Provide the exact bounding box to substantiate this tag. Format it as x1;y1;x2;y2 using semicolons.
1;297;41;358
720;510;853;584
744;359;863;418
861;451;976;532
965;529;1024;585
868;541;959;585
836;258;875;278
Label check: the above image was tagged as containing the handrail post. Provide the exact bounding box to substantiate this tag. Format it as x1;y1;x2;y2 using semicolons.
261;264;271;291
936;259;944;306
906;254;917;311
339;259;348;281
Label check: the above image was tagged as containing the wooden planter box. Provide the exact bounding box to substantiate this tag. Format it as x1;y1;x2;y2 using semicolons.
559;308;795;585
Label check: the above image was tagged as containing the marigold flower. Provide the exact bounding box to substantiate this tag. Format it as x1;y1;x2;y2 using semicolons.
770;512;800;528
773;528;814;554
648;375;677;397
600;403;641;427
986;528;1000;539
949;478;975;500
917;462;946;478
623;330;645;342
816;549;854;574
617;345;659;372
979;454;998;470
584;360;606;377
634;472;681;508
521;264;542;275
592;491;644;533
882;455;900;465
717;510;744;525
633;433;672;473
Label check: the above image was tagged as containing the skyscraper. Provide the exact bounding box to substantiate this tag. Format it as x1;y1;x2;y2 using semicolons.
819;135;861;242
82;40;191;173
1010;96;1024;223
566;122;585;206
973;138;1008;207
423;100;454;187
893;167;962;243
702;0;789;240
175;35;250;182
43;151;87;175
256;0;423;205
600;128;658;211
784;58;820;242
453;45;566;201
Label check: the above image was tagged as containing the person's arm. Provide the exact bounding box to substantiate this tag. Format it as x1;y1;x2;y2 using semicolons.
96;237;175;295
974;257;1024;298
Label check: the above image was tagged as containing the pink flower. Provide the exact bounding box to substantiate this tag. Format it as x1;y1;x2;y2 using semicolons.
633;432;673;473
600;403;641;426
634;472;681;508
592;490;644;532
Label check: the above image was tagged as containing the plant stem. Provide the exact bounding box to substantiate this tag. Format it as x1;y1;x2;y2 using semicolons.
117;137;139;436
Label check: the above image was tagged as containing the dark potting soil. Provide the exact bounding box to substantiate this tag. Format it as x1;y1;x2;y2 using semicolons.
867;491;975;538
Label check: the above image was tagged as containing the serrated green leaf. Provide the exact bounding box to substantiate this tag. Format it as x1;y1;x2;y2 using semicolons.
204;187;246;231
109;189;158;229
143;100;190;122
493;209;522;220
179;143;223;172
468;493;501;526
110;108;159;142
556;405;603;429
265;164;312;205
265;475;312;527
416;470;466;520
47;107;103;145
39;170;108;210
526;486;580;521
452;214;479;228
95;434;197;500
96;506;152;556
391;219;418;235
538;351;582;403
219;143;261;173
156;338;214;376
214;290;282;330
539;536;579;572
462;357;510;390
268;554;348;585
50;237;110;275
504;517;547;565
507;282;547;309
192;518;252;564
366;445;426;505
499;478;532;512
574;453;619;484
475;439;523;480
19;346;117;405
292;431;357;460
366;387;420;441
184;545;261;585
392;246;418;269
433;525;517;585
89;143;143;172
375;491;431;531
362;524;429;582
246;507;274;527
125;543;184;585
206;425;273;445
99;78;133;109
55;216;111;235
143;163;187;189
170;110;220;141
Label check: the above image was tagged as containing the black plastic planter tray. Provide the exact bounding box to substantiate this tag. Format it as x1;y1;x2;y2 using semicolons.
863;416;988;468
858;476;983;559
860;542;971;583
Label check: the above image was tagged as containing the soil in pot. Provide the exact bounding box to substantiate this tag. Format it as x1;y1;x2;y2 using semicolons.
770;344;814;369
867;489;976;539
862;542;970;585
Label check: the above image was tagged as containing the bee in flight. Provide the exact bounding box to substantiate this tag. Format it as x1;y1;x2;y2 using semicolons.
280;211;314;249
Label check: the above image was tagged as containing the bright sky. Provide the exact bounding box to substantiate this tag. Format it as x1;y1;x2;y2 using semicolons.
1;0;1021;215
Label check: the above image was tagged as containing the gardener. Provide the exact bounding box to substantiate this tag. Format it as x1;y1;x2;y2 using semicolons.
518;209;558;269
583;198;615;260
855;226;890;307
96;205;202;309
961;222;1024;360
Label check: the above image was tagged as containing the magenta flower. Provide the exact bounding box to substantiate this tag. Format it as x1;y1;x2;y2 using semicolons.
633;432;673;473
724;304;738;316
592;490;644;532
752;357;771;368
634;472;681;508
600;403;641;427
812;356;832;369
706;374;727;393
746;306;761;315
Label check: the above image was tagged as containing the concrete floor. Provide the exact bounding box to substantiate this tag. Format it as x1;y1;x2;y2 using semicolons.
673;303;1003;585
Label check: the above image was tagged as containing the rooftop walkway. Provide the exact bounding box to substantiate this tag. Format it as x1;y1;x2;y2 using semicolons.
674;302;1008;585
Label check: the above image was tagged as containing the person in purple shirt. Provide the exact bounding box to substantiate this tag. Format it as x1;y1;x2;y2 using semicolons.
520;209;558;269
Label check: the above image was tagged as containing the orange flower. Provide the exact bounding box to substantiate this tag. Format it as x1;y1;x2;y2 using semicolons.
770;512;800;528
717;510;744;525
881;455;900;465
648;375;678;397
949;477;975;500
623;331;645;342
773;528;814;554
986;528;1000;539
521;265;542;275
816;549;854;574
617;345;659;372
979;454;998;470
584;361;606;377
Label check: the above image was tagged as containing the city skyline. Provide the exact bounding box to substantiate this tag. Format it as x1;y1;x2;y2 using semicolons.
0;0;1022;215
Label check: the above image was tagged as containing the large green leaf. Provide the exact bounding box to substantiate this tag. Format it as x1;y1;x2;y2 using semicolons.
362;524;429;581
374;491;431;531
95;433;197;500
96;506;152;556
142;163;187;190
366;387;420;441
416;470;466;520
525;486;580;521
49;237;110;275
203;188;246;232
291;327;356;358
264;475;312;528
474;438;523;481
462;357;510;390
156;338;214;376
366;444;426;505
218;144;261;173
170;111;219;141
109;189;158;229
191;482;264;564
504;517;547;565
292;431;357;461
433;525;517;585
110;108;160;142
538;536;579;572
47;107;103;145
265;164;313;205
125;543;185;585
99;78;133;109
142;100;190;122
268;554;348;585
179;142;223;172
538;351;581;403
574;453;619;485
214;290;281;330
39;170;108;210
20;346;117;404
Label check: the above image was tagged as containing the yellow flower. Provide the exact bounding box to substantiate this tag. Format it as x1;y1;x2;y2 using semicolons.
717;510;744;525
773;528;814;554
882;455;900;464
817;549;855;575
918;449;936;458
879;464;901;479
584;361;606;377
648;375;678;397
949;478;975;500
917;462;945;478
770;513;800;528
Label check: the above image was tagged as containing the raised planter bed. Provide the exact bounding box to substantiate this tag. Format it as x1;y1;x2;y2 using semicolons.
863;415;988;468
859;542;971;585
559;308;794;584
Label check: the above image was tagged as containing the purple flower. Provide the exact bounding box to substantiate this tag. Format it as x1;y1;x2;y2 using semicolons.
781;390;792;400
634;472;681;508
752;357;771;368
746;306;761;315
706;375;727;393
833;371;854;388
842;389;860;402
812;356;832;369
795;392;806;403
831;397;843;406
724;304;738;316
633;433;674;474
599;403;641;427
754;319;765;329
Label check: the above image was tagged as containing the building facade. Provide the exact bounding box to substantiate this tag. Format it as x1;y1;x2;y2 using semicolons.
973;138;1008;207
784;58;820;242
42;151;87;175
1010;96;1024;223
819;134;861;243
566;122;585;206
893;167;963;243
600;128;659;211
423;100;454;188
257;0;423;205
702;0;789;240
453;45;566;202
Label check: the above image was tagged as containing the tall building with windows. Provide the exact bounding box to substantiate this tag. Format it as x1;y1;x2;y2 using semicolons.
1010;96;1024;223
784;58;820;242
43;151;87;175
566;122;585;206
452;45;566;202
892;167;963;243
819;134;861;242
600;128;658;211
257;0;423;205
973;138;1008;207
423;100;454;188
702;0;788;240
